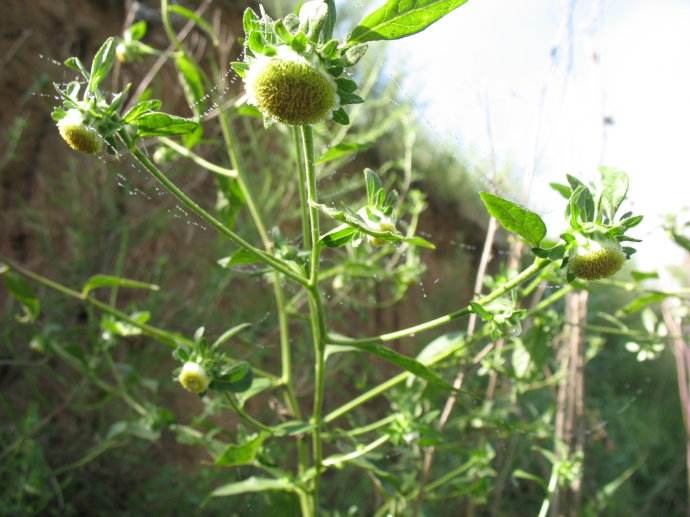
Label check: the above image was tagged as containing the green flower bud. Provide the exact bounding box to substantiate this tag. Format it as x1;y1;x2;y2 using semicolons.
178;361;211;394
57;109;102;154
115;42;131;64
245;46;338;125
568;236;625;280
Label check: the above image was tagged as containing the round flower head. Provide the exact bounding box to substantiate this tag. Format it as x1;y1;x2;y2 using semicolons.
368;218;396;247
568;236;625;280
57;109;102;154
178;361;211;394
244;46;338;125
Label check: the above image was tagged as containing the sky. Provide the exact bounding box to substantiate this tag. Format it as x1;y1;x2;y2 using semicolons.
346;0;690;279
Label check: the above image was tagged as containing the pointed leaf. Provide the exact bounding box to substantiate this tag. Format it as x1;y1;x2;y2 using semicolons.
349;0;469;44
210;477;295;498
133;112;199;137
215;433;267;467
598;167;629;222
88;37;116;93
479;192;547;246
82;274;159;297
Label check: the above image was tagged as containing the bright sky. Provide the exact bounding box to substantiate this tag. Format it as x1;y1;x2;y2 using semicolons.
355;0;690;277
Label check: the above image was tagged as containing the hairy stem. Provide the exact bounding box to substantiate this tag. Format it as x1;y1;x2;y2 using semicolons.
329;258;549;347
299;124;328;510
123;134;308;286
223;393;274;434
0;255;280;382
218;109;310;513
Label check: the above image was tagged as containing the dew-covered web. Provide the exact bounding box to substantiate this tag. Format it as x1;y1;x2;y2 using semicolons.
37;0;657;471
330;0;653;456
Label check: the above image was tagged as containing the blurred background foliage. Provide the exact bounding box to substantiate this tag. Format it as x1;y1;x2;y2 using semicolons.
0;0;687;515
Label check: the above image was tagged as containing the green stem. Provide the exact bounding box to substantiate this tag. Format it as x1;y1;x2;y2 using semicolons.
324;370;408;425
218;109;309;512
324;260;564;424
585;324;648;339
527;284;573;316
0;254;280;382
158;137;237;178
293;126;310;248
124;136;308;286
538;465;560;517
324;414;396;439
1;254;188;349
301;126;321;286
328;258;549;346
322;435;389;469
160;0;182;51
223;393;274;434
299;124;328;510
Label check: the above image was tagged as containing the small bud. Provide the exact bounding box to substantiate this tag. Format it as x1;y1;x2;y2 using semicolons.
244;46;337;125
568;237;625;280
368;219;396;247
57;109;102;154
178;361;211;394
115;42;130;63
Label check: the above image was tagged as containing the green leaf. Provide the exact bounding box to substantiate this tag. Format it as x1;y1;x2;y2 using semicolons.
549;182;571;199
133;112;199;137
169;5;219;45
122;99;162;123
217;249;261;268
101;311;151;338
631;271;658;282
242;8;260;36
670;229;690;253
617;292;669;316
175;54;207;116
619;215;643;231
81;274;159;297
511;341;532;378
88;37;116;93
298;0;330;41
343;44;368;66
211;323;252;350
51;107;67;122
340;340;454;390
598;167;629;222
2;271;40;323
364;168;383;206
236;105;262;119
237;377;275;407
211;362;253;393
348;0;469;45
317;142;371;164
331;107;350;125
570;185;595;224
322;0;337;42
513;469;546;490
320;224;357;247
126;21;147;41
479;192;547;246
210;476;295;498
403;236;436;250
230;61;249;78
215;433;267;467
338;91;365;105
64;57;90;80
416;332;466;365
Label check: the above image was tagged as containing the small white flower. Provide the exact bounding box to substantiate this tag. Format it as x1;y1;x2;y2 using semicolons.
57;109;102;154
178;361;211;394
